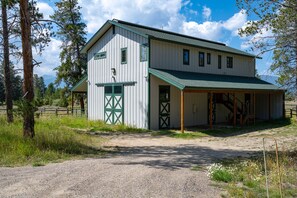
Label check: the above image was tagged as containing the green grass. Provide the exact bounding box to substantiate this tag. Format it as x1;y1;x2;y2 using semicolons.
207;153;297;198
0;116;107;167
58;116;148;133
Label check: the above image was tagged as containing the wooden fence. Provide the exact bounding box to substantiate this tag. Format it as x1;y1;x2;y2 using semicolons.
0;107;87;117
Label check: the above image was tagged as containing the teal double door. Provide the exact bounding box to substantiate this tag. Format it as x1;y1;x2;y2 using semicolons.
104;85;123;124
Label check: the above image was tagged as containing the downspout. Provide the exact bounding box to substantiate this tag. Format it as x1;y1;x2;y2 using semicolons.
148;36;151;130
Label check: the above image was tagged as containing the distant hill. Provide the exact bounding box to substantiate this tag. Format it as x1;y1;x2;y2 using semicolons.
260;75;279;86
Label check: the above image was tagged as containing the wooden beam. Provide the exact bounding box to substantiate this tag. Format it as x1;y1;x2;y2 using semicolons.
210;93;213;129
184;89;284;94
181;90;184;133
233;93;237;127
253;92;256;125
268;92;271;120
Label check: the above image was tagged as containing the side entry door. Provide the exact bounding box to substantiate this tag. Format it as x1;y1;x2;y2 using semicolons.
159;86;170;129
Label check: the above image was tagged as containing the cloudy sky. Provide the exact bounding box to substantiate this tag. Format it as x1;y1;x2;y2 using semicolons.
34;0;274;84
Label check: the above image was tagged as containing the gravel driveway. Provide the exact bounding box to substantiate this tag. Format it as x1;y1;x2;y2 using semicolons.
1;131;295;198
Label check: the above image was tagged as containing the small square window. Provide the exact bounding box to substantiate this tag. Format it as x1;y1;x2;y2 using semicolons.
104;86;112;94
199;52;205;67
121;48;127;64
140;44;148;62
227;56;233;68
218;55;222;69
207;53;211;64
94;51;106;60
183;49;190;65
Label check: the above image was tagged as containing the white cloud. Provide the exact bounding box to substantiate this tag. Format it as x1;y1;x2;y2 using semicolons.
78;0;182;33
36;2;54;20
223;10;247;35
182;21;222;40
33;38;62;77
202;6;211;20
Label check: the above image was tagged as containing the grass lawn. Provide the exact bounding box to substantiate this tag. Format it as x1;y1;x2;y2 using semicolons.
151;118;296;139
0;115;146;167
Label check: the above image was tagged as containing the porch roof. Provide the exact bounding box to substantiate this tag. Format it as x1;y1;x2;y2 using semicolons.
71;75;87;93
149;68;283;92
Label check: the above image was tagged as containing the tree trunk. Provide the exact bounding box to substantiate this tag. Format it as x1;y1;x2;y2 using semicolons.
20;0;35;138
1;0;13;123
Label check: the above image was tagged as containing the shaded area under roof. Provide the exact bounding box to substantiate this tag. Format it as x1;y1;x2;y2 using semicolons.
71;75;87;92
149;68;283;91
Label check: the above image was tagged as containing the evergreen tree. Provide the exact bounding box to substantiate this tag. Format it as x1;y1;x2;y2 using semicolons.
237;0;297;98
50;0;87;110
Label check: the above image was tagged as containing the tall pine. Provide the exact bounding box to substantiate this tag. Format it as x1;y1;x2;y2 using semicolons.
51;0;87;110
237;0;297;98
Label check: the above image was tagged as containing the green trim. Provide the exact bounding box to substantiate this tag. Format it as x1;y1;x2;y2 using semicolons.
95;81;136;87
140;44;148;62
121;47;127;64
71;75;87;92
109;20;148;38
94;51;106;60
148;68;185;90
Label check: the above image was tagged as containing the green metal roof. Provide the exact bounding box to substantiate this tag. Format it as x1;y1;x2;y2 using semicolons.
149;68;282;91
81;19;259;58
71;75;87;92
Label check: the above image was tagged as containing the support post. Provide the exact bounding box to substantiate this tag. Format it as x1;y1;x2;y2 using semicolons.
181;90;184;133
282;92;285;118
71;92;74;115
269;92;271;120
253;92;256;125
210;92;213;129
233;93;237;127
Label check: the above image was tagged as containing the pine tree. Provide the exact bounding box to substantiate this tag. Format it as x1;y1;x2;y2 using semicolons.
237;0;297;98
50;0;87;110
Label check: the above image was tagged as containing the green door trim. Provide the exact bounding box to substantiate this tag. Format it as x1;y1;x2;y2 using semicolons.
104;84;124;125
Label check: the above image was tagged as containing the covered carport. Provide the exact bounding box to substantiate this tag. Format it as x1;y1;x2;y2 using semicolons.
149;68;285;133
70;75;88;115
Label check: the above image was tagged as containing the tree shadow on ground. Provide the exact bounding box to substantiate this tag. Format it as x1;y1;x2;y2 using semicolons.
109;145;261;170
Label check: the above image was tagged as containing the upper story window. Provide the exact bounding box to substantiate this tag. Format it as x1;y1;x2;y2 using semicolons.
218;55;222;69
121;48;127;64
94;51;106;60
140;44;148;62
207;53;211;64
183;49;190;65
227;56;233;68
199;52;205;67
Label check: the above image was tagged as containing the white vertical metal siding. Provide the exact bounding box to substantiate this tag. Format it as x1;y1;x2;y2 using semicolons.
87;26;149;129
256;93;283;120
151;40;255;77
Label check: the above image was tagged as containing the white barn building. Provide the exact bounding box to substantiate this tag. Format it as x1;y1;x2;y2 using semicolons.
72;19;285;131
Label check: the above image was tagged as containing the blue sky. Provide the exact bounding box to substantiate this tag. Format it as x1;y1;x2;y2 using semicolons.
34;0;274;84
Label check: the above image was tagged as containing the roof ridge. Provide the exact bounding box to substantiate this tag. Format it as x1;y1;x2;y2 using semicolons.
112;19;226;46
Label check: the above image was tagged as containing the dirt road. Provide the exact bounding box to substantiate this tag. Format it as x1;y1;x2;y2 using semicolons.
1;130;295;198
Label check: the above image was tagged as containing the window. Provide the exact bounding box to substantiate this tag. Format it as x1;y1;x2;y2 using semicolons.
207;53;211;64
94;51;106;60
114;86;122;94
104;86;112;94
121;48;127;64
183;49;190;65
140;44;148;62
218;55;221;69
199;52;205;67
227;56;233;68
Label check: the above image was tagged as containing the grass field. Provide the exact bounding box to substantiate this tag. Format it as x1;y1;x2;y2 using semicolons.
0;115;145;167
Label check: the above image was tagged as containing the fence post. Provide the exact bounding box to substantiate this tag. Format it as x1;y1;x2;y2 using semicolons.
67;108;69;115
290;109;292;118
55;109;58;116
